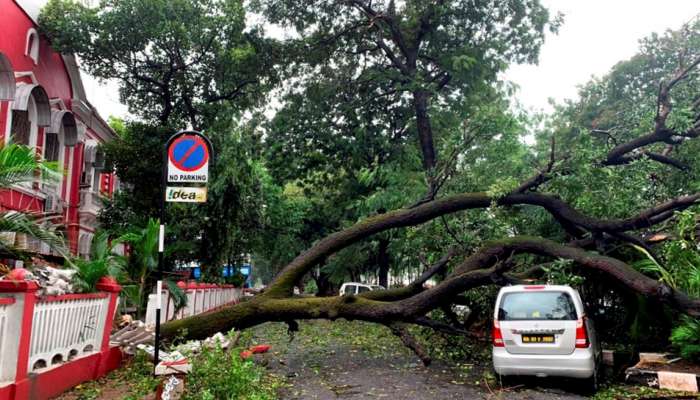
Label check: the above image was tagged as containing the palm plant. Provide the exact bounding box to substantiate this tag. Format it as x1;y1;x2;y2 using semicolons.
0;143;66;261
120;218;159;318
0;143;61;187
71;231;127;293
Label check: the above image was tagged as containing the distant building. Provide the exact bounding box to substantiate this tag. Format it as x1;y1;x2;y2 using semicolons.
0;0;118;259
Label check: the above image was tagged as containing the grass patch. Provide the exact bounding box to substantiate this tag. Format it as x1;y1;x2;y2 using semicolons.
58;335;281;400
60;352;159;400
593;384;699;399
182;344;281;400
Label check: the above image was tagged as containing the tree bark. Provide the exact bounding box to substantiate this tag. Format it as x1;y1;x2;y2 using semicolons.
413;90;437;171
314;270;336;297
161;236;700;341
266;191;699;298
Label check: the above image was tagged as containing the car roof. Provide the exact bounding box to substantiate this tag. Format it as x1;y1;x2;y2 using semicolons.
497;284;577;294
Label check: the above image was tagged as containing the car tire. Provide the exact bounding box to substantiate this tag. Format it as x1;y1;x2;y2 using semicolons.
580;369;598;395
496;373;514;388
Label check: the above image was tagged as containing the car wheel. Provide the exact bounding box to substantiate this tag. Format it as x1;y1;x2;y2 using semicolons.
496;373;514;388
581;369;598;395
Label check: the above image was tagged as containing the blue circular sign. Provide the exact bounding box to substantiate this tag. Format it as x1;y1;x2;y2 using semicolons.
168;135;209;172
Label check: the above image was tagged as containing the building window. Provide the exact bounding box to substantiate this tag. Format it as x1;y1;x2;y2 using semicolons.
44;132;60;161
25;29;39;65
11;110;31;145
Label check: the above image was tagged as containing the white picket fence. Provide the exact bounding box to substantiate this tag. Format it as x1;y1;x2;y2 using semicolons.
145;283;240;326
0;279;122;397
28;294;110;370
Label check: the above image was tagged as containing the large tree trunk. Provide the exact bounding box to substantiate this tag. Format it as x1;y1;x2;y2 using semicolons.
314;270;336;297
413;89;436;171
161;236;700;341
265;191;700;298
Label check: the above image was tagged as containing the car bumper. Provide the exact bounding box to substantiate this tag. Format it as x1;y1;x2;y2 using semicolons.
492;347;595;378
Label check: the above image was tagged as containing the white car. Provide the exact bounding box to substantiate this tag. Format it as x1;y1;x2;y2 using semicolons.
339;282;385;295
492;285;601;389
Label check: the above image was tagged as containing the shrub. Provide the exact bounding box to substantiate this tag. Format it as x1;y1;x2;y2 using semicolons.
670;316;700;361
182;345;278;400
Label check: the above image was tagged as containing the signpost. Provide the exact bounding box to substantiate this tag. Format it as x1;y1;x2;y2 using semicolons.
154;130;213;372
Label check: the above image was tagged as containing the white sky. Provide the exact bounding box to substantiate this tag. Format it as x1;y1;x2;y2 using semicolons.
506;0;700;113
84;1;700;121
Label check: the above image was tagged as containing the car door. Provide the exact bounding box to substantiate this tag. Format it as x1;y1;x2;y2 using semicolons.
497;290;579;356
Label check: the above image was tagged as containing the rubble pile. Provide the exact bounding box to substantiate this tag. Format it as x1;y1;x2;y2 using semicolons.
111;321;155;354
0;266;77;295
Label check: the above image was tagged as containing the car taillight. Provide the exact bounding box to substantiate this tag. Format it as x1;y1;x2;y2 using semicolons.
575;317;590;348
492;320;504;347
523;285;546;290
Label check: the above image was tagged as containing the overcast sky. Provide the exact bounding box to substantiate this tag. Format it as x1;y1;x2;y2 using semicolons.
84;1;700;121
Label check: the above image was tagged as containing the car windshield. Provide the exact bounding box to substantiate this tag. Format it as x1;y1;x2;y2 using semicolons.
498;291;577;321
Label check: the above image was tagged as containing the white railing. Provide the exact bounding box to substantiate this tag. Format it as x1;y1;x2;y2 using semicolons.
28;294;109;371
145;283;240;326
0;279;123;399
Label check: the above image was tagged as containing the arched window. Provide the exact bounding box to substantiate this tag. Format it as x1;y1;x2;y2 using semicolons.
0;52;15;100
47;110;77;162
11;84;50;147
11;107;32;145
25;29;39;65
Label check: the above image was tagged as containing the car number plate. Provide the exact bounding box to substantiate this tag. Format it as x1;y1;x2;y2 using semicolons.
521;334;555;343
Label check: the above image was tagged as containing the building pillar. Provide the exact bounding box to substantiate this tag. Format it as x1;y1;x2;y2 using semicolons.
67;142;84;255
0;101;8;143
0;280;39;400
95;276;121;377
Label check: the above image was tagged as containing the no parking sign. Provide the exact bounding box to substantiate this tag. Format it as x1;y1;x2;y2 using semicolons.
154;130;214;373
167;133;210;183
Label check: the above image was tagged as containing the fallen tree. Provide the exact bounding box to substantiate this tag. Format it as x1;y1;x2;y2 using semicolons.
161;193;700;343
161;36;700;357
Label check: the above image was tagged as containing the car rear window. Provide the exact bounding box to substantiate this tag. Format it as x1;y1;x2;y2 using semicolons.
498;291;577;321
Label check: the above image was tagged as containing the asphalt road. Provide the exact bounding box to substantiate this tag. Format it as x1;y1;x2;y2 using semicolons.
247;321;589;400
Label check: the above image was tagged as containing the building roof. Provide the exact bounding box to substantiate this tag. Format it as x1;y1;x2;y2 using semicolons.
15;0;45;24
13;0;117;141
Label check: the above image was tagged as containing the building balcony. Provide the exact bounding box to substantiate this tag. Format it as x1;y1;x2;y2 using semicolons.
79;189;103;217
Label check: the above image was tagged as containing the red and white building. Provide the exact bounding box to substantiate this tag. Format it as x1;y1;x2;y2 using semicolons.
0;0;118;259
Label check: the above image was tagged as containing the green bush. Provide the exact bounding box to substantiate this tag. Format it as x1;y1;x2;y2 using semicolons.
670;316;700;361
182;345;278;400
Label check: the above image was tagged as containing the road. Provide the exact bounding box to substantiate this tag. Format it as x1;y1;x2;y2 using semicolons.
247;321;588;400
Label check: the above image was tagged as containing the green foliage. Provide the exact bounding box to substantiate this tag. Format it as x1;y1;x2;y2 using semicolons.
593;384;698;400
182;345;279;400
40;0;277;127
71;231;127;293
670;316;700;361
164;278;188;313
117;218;160;317
631;211;700;299
0;211;67;259
0;143;61;187
0;143;66;258
542;259;584;286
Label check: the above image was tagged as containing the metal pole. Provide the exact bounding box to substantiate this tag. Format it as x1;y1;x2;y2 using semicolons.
152;130;213;374
153;137;168;375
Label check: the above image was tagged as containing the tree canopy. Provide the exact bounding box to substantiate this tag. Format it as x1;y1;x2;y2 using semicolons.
40;0;700;362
